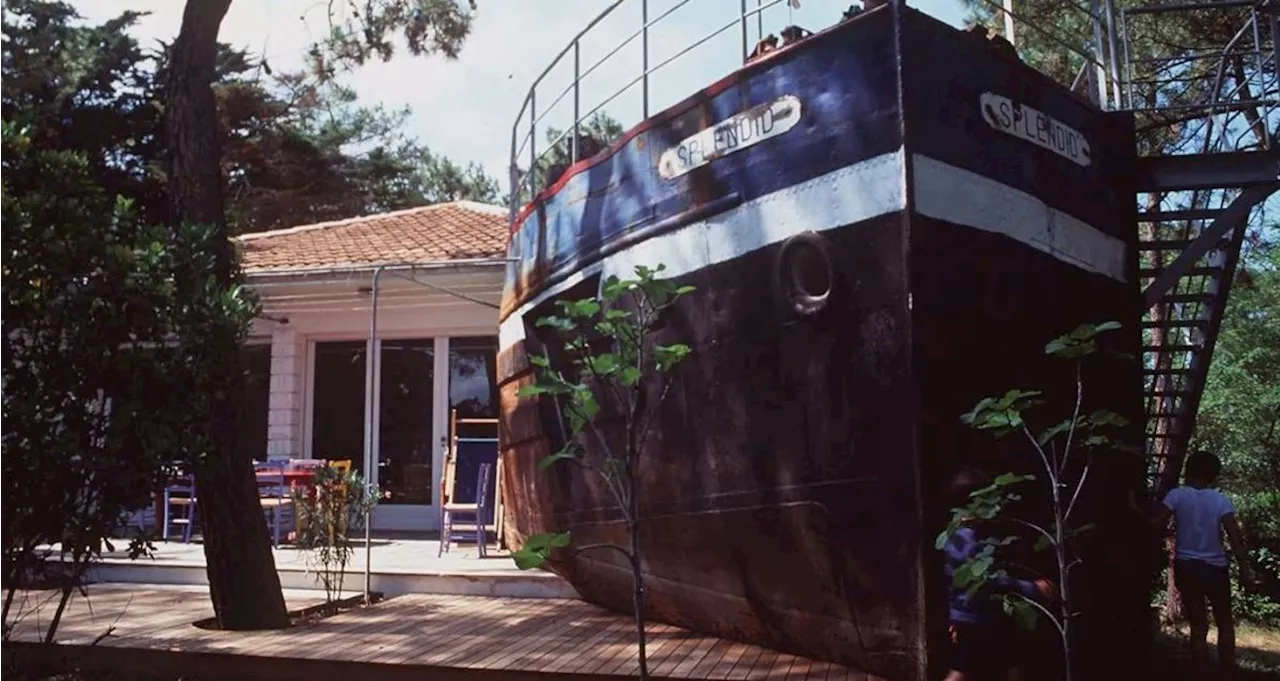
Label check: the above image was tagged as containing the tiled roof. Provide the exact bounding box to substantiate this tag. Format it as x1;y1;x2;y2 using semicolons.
237;201;509;274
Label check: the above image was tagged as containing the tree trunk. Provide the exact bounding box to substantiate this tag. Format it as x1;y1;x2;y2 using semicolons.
167;0;289;630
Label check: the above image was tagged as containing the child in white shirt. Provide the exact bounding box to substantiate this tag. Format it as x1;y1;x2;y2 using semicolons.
1153;450;1253;671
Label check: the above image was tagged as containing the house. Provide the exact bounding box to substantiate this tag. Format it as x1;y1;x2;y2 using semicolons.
236;201;510;532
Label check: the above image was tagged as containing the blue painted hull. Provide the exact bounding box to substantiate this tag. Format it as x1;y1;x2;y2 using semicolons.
499;7;1149;680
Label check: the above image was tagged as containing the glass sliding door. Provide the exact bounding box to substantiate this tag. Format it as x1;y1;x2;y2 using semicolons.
377;339;435;505
310;340;368;471
307;335;497;531
447;336;500;528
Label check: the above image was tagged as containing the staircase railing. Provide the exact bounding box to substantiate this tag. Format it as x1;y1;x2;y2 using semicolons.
1119;0;1277;151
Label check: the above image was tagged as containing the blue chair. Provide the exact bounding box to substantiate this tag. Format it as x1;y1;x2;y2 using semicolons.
254;460;295;546
439;462;494;557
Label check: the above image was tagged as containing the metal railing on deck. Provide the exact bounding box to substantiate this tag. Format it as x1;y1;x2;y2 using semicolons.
506;0;1276;221
507;0;792;222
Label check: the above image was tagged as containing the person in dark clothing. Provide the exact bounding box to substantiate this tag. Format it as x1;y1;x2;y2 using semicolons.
943;468;1055;681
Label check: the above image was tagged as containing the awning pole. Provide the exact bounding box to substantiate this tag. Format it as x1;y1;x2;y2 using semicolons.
362;265;386;604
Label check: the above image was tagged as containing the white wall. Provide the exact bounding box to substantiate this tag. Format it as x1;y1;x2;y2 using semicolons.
252;269;501;462
267;327;305;459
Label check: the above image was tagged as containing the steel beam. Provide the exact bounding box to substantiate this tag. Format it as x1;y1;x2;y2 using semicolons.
1133;152;1280;191
1142;182;1278;307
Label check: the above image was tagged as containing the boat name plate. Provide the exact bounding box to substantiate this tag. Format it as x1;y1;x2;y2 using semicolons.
658;94;803;180
980;92;1092;168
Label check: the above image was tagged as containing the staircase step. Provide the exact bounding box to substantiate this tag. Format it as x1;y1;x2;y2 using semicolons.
1141;319;1207;329
1142;368;1193;376
1141;208;1224;222
1139;266;1223;278
1139;238;1231;252
1146;381;1192;391
1155;293;1215;304
1142;344;1201;352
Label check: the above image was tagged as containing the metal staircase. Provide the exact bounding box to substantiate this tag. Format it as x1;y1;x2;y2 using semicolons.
1119;1;1278;494
1136;161;1277;494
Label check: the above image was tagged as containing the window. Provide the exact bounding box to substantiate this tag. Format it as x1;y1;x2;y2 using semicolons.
233;343;272;463
449;336;498;439
448;336;499;522
311;340;368;471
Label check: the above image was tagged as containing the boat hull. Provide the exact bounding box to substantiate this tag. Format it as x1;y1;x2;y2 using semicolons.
498;7;1149;680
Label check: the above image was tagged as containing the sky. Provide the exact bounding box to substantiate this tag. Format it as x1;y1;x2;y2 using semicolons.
72;0;968;194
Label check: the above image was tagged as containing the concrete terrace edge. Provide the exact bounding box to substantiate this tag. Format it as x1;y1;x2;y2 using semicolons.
85;560;578;600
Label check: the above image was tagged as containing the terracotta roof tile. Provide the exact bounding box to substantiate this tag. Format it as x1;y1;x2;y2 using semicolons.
237;201;509;273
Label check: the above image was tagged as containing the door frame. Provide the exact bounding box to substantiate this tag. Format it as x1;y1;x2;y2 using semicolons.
303;329;496;533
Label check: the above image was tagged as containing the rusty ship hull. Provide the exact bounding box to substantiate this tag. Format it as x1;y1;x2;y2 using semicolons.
497;7;1150;680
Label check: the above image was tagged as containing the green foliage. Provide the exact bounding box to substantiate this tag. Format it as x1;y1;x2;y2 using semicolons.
1044;321;1122;359
510;264;694;571
222;76;501;233
937;321;1132;679
511;532;571;570
962;390;1044;436
1;0;164;221
1193;240;1280;624
1231;547;1280;627
1;0;501;237
937;474;1035;552
510;263;692;679
308;0;476;78
0;119;259;640
291;466;379;603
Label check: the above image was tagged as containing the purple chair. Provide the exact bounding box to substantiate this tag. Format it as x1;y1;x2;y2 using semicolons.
254;460;295;546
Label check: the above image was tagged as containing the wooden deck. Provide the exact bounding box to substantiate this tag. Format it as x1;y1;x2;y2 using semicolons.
6;585;874;680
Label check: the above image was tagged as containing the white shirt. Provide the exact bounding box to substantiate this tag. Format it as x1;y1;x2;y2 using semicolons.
1162;485;1235;567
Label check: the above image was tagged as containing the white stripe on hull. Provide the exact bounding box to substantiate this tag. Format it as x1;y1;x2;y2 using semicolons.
911;154;1129;283
500;150;1128;351
501;149;907;350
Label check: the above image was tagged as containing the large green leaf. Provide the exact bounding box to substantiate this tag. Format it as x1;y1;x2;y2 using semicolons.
1044;320;1122;359
654;343;692;372
538;449;579;470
